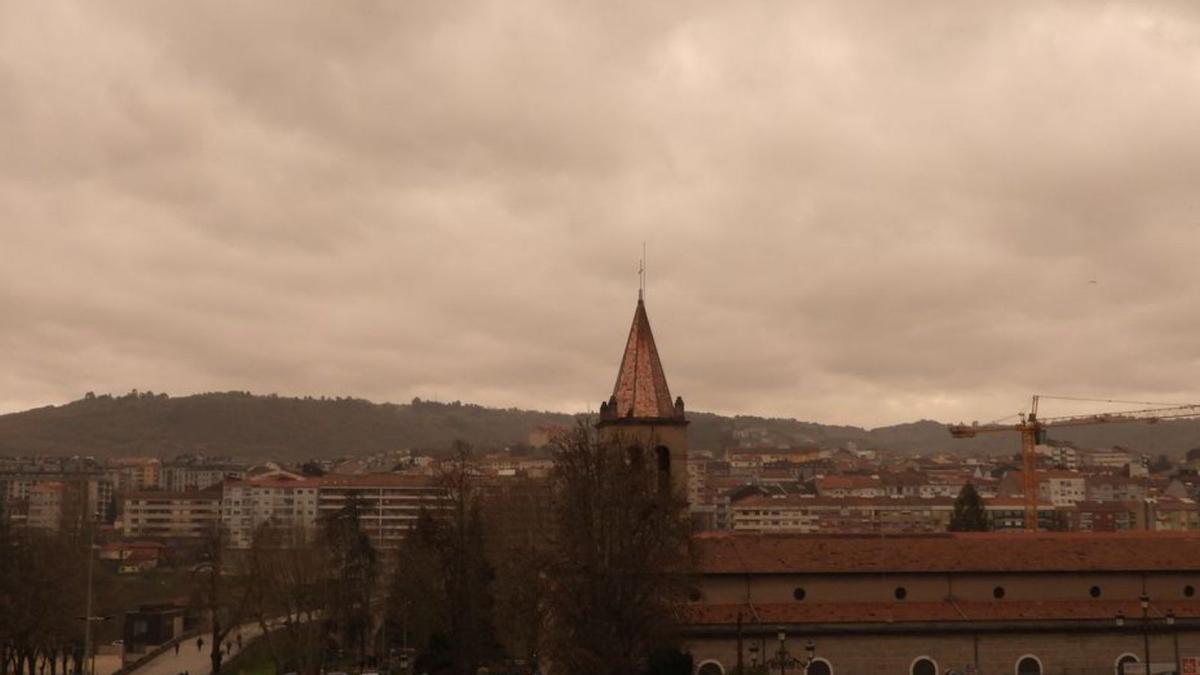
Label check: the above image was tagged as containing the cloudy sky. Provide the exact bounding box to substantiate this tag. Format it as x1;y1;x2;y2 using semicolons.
3;1;1200;427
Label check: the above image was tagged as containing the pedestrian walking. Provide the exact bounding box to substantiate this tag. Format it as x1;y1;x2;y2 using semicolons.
197;637;204;652
236;634;242;650
174;642;180;656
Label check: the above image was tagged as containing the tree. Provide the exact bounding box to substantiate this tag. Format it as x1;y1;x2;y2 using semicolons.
245;525;329;675
542;423;693;675
192;526;252;675
1149;454;1174;474
321;496;379;671
949;483;990;532
387;442;497;675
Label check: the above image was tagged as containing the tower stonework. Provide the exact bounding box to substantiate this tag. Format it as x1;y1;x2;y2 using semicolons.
597;296;689;501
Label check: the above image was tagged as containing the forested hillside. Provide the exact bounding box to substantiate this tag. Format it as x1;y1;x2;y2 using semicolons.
2;391;1199;459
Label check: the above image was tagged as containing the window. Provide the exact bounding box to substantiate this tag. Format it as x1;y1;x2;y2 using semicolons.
1090;586;1102;598
808;658;832;675
911;657;937;675
894;586;908;600
1115;654;1139;675
697;662;724;675
1016;655;1042;675
994;586;1006;599
1186;585;1196;598
793;587;807;601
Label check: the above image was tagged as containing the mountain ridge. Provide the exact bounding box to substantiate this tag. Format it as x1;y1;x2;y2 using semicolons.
1;391;1199;460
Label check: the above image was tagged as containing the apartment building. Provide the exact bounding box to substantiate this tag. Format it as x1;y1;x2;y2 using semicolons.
162;463;246;492
119;488;221;539
221;473;321;548
316;474;446;551
731;495;955;534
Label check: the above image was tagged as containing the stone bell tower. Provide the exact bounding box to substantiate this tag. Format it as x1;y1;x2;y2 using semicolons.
596;291;689;501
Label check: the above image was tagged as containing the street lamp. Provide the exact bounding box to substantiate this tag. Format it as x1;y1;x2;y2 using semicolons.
1115;595;1181;674
763;632;816;675
1141;594;1151;671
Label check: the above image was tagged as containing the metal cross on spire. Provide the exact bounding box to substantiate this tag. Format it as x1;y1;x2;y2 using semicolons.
638;242;646;301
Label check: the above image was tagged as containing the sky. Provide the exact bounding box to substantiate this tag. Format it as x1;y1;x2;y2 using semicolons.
3;1;1200;427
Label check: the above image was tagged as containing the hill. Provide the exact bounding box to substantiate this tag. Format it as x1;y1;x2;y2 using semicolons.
2;391;1200;460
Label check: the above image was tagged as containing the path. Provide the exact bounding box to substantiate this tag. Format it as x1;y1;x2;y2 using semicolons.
128;622;267;675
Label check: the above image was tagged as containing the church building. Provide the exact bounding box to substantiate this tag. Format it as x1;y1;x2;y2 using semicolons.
598;294;1200;675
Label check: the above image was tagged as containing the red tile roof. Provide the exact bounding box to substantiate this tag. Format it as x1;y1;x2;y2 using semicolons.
695;531;1200;574
318;473;437;488
731;495;955;508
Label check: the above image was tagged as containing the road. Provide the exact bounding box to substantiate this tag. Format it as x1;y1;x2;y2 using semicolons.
128;622;267;675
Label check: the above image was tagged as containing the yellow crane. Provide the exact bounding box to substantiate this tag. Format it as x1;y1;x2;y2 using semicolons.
948;395;1200;531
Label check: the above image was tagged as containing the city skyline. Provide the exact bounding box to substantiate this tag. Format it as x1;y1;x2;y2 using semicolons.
5;3;1200;426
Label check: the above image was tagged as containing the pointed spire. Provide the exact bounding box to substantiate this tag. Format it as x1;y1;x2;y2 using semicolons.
604;297;682;421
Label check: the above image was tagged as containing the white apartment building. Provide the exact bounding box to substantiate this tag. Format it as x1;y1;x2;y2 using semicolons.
316;474;447;550
221;473;321;548
1037;472;1087;507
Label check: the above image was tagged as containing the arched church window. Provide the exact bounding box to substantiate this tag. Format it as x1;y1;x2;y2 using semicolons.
911;657;937;675
1016;655;1042;675
807;658;832;675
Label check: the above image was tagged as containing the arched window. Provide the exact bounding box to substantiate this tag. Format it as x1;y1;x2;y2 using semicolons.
894;586;908;600
1090;585;1102;598
793;587;806;601
911;657;937;675
993;586;1006;599
1115;654;1139;675
696;661;724;675
1016;655;1042;675
655;446;671;494
807;658;833;675
1186;584;1196;598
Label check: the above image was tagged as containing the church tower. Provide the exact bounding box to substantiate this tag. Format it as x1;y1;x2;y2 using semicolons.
597;293;689;500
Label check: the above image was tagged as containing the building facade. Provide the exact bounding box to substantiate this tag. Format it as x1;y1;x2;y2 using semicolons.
683;532;1200;675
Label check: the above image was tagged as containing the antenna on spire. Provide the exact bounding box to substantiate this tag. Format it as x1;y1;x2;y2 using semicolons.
638;243;646;301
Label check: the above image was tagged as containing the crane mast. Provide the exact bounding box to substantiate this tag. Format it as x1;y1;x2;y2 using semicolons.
948;396;1200;531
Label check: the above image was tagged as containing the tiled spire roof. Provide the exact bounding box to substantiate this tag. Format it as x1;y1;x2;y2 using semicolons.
601;298;684;422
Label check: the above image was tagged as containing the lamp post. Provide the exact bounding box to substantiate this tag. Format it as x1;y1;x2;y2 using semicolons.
1115;595;1181;675
1168;611;1180;675
1141;594;1151;671
764;632;815;675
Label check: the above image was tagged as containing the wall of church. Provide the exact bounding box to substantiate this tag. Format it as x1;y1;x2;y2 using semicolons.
687;629;1198;674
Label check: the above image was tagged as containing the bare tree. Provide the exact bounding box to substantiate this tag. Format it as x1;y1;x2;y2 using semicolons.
245;525;328;675
193;526;252;675
542;422;693;675
387;442;497;675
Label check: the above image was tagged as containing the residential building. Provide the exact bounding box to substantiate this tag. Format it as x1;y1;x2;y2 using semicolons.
221;473;320;549
119;488;221;539
316;474;446;550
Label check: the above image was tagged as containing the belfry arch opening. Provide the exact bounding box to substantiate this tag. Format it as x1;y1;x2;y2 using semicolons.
655;446;671;494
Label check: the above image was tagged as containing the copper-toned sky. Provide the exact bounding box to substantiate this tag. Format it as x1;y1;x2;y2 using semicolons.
3;2;1200;426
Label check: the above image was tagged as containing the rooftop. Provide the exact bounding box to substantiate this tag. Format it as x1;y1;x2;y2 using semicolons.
695;531;1200;575
600;298;682;422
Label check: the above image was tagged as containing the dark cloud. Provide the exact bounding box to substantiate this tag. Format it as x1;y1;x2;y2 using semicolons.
3;1;1200;425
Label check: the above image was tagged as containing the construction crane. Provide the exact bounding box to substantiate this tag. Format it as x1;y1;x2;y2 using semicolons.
948;395;1200;531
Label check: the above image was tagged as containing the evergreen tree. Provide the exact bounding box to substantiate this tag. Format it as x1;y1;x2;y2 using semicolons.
949;483;990;532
